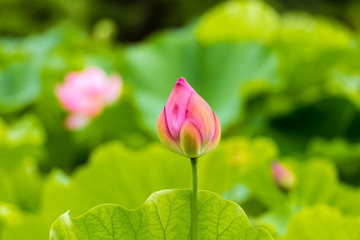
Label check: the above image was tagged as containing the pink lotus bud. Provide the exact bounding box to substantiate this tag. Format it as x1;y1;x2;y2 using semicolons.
55;66;123;130
157;77;221;158
271;161;296;191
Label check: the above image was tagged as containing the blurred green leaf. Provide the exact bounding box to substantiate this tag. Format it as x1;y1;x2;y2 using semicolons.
0;202;23;233
0;115;44;210
255;159;359;237
281;205;360;240
255;203;300;237
290;159;338;206
0;62;40;112
196;1;280;44
328;184;360;216
43;142;190;215
3;114;45;147
0;156;43;211
122;29;279;134
307;138;360;184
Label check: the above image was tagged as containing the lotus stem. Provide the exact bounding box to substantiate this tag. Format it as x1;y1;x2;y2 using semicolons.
190;157;198;240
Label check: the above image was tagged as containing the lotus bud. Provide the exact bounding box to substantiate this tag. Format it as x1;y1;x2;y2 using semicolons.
55;66;122;130
271;161;296;192
157;77;221;158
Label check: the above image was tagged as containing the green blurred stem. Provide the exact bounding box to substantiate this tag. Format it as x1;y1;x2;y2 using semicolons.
190;157;198;240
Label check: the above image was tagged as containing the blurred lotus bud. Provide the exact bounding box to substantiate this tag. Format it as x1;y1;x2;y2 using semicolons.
157;77;221;158
271;161;296;192
56;66;122;130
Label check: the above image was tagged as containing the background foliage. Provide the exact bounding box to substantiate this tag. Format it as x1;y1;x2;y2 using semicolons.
1;0;360;239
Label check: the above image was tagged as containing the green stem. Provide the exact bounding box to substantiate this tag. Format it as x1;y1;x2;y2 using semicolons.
190;157;198;240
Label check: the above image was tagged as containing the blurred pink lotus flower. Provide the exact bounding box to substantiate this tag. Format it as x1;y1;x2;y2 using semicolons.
271;161;296;191
157;77;221;158
56;66;122;130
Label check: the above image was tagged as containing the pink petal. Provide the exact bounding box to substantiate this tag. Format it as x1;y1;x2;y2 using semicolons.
157;109;183;155
186;92;215;149
55;84;83;113
82;67;108;96
204;112;221;154
165;77;195;139
80;96;104;117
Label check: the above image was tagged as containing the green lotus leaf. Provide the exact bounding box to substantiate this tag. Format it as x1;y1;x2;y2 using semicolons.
281;205;360;240
196;1;280;44
50;190;273;240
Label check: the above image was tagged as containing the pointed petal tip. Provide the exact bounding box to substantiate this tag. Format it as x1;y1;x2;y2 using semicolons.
176;77;186;84
175;77;189;88
174;77;195;93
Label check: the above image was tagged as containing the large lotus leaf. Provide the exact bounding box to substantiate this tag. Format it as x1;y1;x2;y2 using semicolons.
196;1;280;44
122;29;279;134
50;190;273;240
281;205;360;240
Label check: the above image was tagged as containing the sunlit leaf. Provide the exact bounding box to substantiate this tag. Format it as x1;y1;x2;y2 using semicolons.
196;1;280;44
50;190;273;240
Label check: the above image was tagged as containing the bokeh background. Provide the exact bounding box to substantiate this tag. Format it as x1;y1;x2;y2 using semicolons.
1;0;360;239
